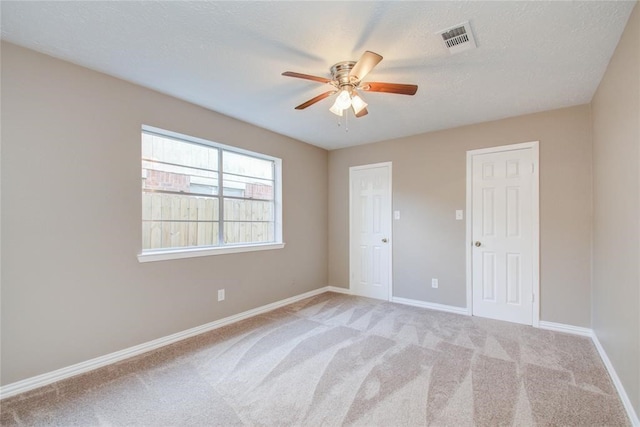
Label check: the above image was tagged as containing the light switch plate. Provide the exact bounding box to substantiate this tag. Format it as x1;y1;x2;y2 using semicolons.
394;210;401;220
455;210;463;220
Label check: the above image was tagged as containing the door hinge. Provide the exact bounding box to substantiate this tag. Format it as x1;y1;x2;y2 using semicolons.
531;163;535;174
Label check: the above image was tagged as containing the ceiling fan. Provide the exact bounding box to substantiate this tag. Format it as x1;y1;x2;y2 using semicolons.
282;51;418;118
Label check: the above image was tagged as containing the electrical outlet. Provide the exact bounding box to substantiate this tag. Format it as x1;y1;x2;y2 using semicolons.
217;289;225;302
431;278;439;288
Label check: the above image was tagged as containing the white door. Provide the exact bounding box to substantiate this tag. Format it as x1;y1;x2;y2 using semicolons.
350;163;392;300
470;144;538;325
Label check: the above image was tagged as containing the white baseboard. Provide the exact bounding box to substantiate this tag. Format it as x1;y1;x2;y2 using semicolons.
0;286;331;400
538;320;593;337
591;333;640;426
391;296;469;316
327;288;469;317
538;320;638;426
326;285;352;295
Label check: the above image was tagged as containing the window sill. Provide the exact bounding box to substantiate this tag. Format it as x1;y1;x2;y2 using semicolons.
137;242;285;263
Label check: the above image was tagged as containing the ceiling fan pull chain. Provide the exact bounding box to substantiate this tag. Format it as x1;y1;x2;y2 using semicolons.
345;110;349;132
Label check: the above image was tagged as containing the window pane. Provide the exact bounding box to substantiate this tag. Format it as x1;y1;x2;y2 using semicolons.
142;193;219;220
143;221;219;250
141;127;281;253
142;133;218;171
142;193;219;249
142;161;218;196
222;174;274;200
223;151;273;180
224;199;274;221
224;222;274;245
142;132;218;196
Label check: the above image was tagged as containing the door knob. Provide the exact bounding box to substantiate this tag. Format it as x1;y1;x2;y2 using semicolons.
382;238;388;243
475;241;482;247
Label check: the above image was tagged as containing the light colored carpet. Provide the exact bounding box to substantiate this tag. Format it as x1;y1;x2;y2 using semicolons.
1;292;629;426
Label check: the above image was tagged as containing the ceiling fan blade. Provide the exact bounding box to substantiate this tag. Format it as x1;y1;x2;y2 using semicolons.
362;82;418;95
282;71;331;84
354;106;369;118
294;91;335;110
349;51;383;82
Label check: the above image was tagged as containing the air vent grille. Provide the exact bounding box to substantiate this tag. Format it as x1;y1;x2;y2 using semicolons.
437;21;477;54
442;28;469;48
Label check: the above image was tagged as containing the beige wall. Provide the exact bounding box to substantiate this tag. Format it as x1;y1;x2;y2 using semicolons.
592;2;640;416
329;105;593;327
0;42;328;385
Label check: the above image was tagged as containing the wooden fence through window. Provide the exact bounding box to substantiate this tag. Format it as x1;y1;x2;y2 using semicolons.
142;193;274;250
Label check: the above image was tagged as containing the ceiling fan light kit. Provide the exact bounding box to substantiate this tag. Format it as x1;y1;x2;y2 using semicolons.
350;94;368;115
332;89;353;111
329;102;344;117
282;51;418;121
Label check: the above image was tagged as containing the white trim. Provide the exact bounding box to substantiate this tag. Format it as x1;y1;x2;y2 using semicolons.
465;141;540;326
392;296;469;316
592;334;640;426
349;162;393;302
137;242;285;263
142;125;282;162
274;156;284;245
326;286;352;295
387;163;393;302
531;142;540;327
349;161;393;172
537;321;639;426
538;320;593;337
466;141;540;156
0;286;327;400
465;153;473;315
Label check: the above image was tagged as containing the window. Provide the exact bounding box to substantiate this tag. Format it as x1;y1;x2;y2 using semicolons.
138;126;283;262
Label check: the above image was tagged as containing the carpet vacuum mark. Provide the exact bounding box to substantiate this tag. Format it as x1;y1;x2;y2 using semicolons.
0;293;629;426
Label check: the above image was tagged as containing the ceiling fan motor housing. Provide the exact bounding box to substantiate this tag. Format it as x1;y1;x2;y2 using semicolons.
330;61;357;89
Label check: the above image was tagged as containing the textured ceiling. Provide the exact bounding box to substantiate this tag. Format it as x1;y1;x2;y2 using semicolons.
1;1;635;150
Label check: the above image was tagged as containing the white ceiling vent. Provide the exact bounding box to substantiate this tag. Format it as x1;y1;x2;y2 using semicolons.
437;21;477;54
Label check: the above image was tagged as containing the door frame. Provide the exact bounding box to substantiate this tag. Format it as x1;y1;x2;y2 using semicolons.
465;141;540;326
349;162;393;301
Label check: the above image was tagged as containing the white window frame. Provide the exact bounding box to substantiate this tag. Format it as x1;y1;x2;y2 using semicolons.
137;125;284;263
